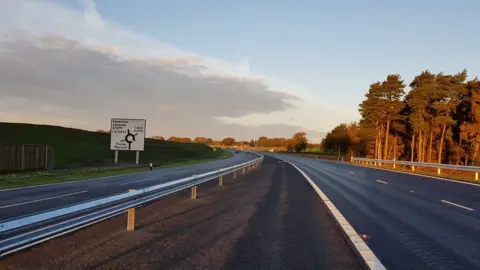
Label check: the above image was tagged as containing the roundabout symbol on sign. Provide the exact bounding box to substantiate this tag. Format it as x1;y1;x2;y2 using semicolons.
121;129;138;150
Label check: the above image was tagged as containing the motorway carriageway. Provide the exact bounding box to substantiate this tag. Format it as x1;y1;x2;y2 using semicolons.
0;152;255;220
0;156;361;269
269;153;480;270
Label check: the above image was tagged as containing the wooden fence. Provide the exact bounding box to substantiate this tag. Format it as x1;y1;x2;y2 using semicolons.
0;144;55;172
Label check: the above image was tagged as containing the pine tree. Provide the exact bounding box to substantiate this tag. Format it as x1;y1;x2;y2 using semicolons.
461;78;480;165
380;74;406;160
432;70;467;163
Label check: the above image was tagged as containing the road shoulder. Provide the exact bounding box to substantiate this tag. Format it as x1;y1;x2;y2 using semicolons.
0;156;361;269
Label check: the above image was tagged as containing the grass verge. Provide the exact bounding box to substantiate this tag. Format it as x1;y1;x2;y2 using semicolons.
0;150;233;190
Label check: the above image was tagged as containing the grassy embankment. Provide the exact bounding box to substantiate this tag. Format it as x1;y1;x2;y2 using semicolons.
0;123;232;189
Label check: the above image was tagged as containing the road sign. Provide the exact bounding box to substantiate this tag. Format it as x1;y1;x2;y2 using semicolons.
110;118;146;151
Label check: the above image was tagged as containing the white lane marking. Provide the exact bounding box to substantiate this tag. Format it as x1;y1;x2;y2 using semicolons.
376;180;388;185
283;160;386;270
119;177;158;186
441;200;475;211
348;172;355;174
348;162;480;187
0;190;88;209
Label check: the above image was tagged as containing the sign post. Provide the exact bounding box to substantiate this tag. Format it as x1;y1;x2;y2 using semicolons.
110;118;146;164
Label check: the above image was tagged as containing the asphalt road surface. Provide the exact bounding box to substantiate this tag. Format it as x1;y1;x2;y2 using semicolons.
268;153;480;270
0;152;255;221
0;156;361;269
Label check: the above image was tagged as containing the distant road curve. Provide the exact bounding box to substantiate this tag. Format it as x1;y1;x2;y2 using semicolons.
268;153;480;270
0;152;255;221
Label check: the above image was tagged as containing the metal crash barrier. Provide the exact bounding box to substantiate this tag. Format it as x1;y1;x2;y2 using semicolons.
0;153;263;257
352;157;480;181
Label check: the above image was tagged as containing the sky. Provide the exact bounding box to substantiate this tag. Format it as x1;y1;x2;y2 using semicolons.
1;0;479;142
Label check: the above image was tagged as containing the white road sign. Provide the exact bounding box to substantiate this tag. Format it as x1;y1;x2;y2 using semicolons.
110;118;146;151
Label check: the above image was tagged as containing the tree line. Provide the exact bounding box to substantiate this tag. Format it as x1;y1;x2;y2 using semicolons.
147;132;310;152
97;129;313;153
322;69;480;165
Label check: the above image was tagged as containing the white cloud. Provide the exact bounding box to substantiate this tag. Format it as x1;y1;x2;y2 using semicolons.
82;0;104;31
0;0;355;140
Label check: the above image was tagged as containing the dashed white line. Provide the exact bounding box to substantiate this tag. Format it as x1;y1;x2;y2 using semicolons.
348;172;355;174
376;180;388;185
119;177;159;186
441;200;475;211
0;190;88;209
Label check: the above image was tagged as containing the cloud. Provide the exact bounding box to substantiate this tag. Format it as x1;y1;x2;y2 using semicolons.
82;0;104;31
0;0;343;141
0;35;309;139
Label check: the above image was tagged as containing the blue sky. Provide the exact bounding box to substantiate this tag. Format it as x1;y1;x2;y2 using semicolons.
1;1;479;141
93;0;480;105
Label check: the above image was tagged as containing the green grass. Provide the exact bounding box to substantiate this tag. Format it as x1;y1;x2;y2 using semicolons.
0;122;234;189
0;150;233;189
0;122;220;169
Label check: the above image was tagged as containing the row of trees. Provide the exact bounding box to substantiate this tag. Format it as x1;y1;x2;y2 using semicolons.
146;133;310;152
322;69;480;165
98;128;311;153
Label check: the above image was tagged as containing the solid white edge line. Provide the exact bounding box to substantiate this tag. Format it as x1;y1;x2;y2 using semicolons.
285;161;386;270
0;190;88;209
376;180;388;185
441;200;475;211
348;162;480;187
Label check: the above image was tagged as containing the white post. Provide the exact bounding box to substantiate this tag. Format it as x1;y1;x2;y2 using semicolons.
136;151;140;165
393;159;396;169
114;150;119;163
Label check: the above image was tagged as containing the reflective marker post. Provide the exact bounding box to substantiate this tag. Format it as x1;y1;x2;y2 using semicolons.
191;186;197;200
127;189;136;231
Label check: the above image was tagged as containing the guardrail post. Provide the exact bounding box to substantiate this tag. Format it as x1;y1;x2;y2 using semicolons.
476;172;478;181
127;189;136;232
233;171;237;179
437;168;441;176
219;175;223;186
191;186;197;200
